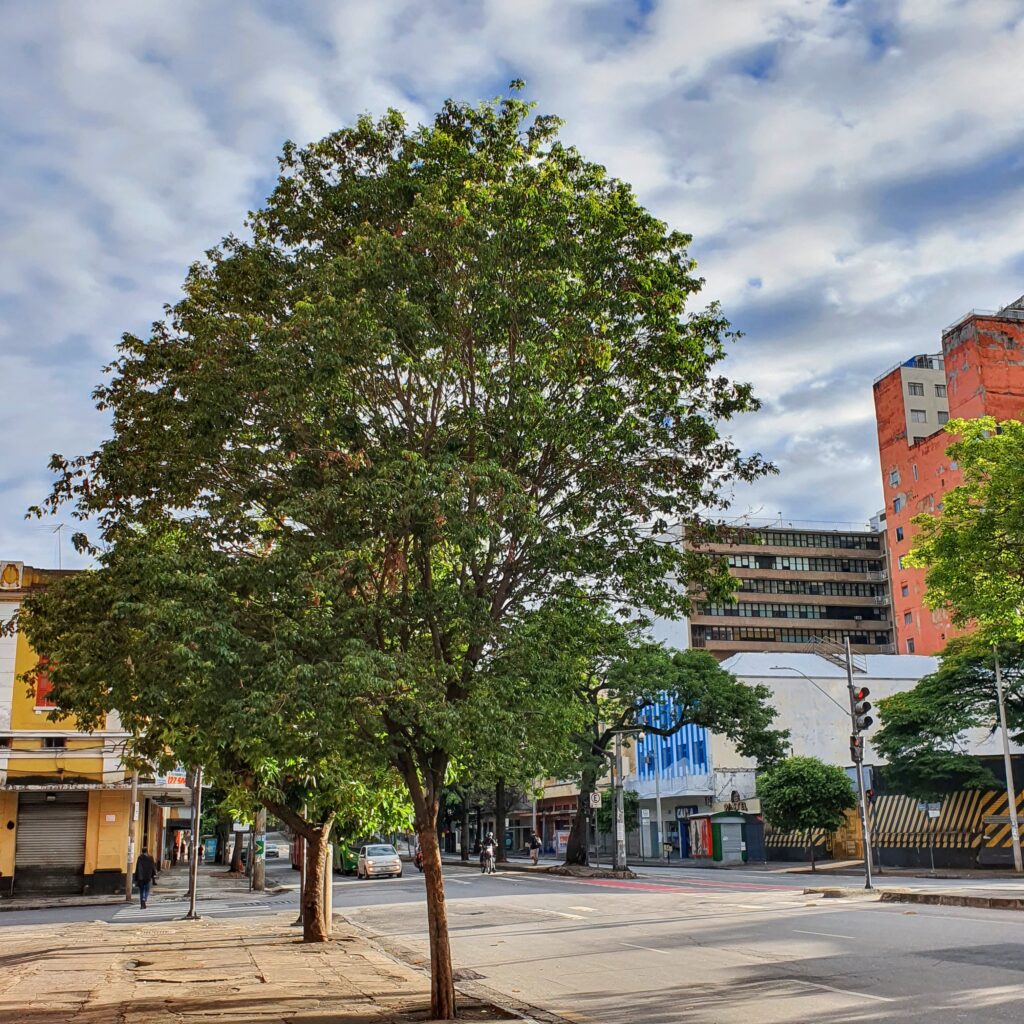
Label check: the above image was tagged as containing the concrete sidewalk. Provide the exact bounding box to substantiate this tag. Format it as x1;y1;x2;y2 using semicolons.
0;912;519;1023
0;863;288;913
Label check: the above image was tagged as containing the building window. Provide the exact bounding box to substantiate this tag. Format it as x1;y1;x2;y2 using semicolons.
0;737;10;749
34;662;57;709
893;497;902;513
907;382;925;396
898;555;907;569
911;409;927;423
913;436;926;444
43;737;66;749
901;583;909;597
896;526;904;541
904;611;913;625
938;410;949;425
935;384;947;397
907;638;916;654
912;464;919;481
888;468;900;487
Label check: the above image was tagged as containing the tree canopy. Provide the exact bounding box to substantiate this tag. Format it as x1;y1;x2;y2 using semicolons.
874;636;1024;799
23;87;768;1019
907;417;1024;641
758;756;856;835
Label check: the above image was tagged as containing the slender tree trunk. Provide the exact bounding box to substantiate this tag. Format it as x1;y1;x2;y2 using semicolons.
230;830;244;873
565;767;597;865
419;816;456;1020
495;778;507;864
302;825;332;942
460;804;471;863
252;807;266;891
809;834;816;872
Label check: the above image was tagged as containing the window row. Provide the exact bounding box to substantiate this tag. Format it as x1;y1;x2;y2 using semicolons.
738;530;881;551
691;626;893;646
910;408;949;425
700;602;888;621
906;382;946;398
736;577;887;598
726;554;881;573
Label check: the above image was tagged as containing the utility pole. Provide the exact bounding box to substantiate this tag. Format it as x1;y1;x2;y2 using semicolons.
994;649;1023;873
125;769;139;902
252;806;266;891
653;737;664;861
613;732;626;871
844;638;873;890
185;766;203;919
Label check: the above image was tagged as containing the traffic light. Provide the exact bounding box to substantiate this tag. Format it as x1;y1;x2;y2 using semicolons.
853;686;873;732
850;734;863;762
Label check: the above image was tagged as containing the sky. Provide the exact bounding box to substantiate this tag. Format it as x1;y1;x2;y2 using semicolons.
3;0;1024;568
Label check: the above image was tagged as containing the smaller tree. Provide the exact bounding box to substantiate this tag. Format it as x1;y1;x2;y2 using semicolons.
595;788;639;834
758;757;856;871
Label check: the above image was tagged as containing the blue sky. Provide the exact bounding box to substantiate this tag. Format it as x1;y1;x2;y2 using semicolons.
3;0;1024;567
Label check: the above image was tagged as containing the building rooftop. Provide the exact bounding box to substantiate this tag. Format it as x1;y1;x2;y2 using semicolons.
721;651;940;680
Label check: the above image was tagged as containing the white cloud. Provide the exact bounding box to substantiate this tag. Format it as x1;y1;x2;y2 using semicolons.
2;0;1024;567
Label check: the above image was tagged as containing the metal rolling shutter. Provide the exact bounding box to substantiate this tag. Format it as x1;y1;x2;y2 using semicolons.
15;794;88;868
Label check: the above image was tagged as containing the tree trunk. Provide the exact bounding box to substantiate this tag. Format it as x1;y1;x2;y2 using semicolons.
230;830;244;873
302;824;332;942
565;767;597;865
809;834;816;872
495;778;507;863
419;817;456;1020
252;807;266;891
460;805;471;863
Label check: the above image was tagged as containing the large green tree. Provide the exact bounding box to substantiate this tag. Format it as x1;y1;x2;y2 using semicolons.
874;636;1023;799
757;756;856;870
19;531;409;941
907;417;1024;640
28;88;768;1019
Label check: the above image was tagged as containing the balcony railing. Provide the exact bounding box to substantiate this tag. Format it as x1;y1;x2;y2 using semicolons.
867;570;888;582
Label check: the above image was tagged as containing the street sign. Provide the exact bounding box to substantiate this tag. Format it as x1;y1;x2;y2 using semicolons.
615;823;626;841
640;808;651;820
232;821;247;832
918;801;942;818
589;791;602;808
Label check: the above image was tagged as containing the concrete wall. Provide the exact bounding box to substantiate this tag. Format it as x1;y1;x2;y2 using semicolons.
84;789;130;893
0;790;16;883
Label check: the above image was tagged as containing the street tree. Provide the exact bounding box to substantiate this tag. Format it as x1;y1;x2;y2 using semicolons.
502;598;788;865
28;88;769;1019
757;756;856;870
907;417;1024;641
874;636;1023;799
18;532;409;941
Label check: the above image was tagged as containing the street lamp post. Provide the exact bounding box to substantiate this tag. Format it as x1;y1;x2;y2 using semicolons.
993;648;1023;873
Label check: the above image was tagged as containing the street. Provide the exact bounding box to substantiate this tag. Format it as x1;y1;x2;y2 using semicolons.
3;860;1024;1022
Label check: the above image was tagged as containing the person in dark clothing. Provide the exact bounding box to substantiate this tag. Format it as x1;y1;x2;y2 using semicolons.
134;850;159;908
528;831;541;865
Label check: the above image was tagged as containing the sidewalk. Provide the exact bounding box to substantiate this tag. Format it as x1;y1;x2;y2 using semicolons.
0;912;519;1023
0;863;288;913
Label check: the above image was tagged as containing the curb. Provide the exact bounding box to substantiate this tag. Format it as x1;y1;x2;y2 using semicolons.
879;890;1024;911
0;895;128;913
803;886;878;900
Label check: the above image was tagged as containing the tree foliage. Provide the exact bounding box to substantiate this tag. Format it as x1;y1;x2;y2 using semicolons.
757;756;856;835
22;87;768;1019
907;417;1024;640
874;636;1024;799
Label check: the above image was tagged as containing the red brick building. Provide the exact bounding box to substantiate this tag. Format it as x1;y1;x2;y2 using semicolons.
873;295;1024;655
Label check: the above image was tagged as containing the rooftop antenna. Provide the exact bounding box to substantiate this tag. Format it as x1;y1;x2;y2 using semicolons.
53;524;64;570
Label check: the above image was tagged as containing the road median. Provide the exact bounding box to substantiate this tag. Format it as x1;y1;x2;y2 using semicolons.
879;889;1024;911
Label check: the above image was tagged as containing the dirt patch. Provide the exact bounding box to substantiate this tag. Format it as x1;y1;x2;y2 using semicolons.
544;865;637;880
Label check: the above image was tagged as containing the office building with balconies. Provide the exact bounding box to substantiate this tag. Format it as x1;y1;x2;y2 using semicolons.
687;524;895;658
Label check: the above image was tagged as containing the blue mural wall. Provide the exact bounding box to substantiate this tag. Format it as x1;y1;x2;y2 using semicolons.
635;696;710;779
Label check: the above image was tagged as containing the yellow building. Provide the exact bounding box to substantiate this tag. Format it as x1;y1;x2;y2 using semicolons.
1;561;191;896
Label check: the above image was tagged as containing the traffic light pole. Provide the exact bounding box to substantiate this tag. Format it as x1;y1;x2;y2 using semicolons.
844;638;873;890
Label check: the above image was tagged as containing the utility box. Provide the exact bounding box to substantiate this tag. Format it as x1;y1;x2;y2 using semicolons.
688;812;748;864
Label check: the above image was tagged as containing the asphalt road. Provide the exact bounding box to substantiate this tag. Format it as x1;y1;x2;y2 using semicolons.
4;861;1024;1023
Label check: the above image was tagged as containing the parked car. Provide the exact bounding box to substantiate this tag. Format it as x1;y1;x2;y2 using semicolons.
357;843;402;879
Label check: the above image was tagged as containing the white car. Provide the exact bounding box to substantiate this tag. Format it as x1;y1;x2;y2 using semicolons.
357;843;403;879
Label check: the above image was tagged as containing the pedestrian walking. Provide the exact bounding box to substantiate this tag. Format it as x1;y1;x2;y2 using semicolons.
528;831;541;866
134;849;159;909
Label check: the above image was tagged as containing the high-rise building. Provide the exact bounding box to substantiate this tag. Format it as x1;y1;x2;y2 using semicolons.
873;295;1024;655
687;524;894;658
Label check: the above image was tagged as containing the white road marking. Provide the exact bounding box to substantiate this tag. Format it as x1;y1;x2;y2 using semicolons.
618;941;670;955
793;929;855;939
568;906;597;912
794;979;894;1003
447;879;473;886
530;908;583;920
